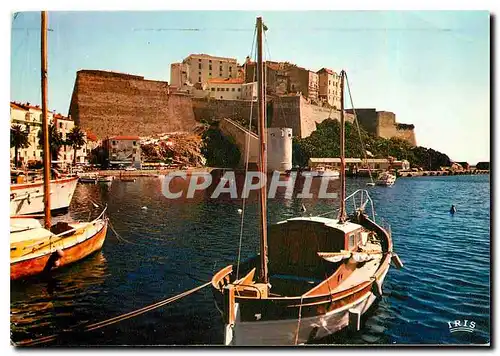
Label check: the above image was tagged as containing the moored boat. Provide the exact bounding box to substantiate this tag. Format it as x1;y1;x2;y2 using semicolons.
98;175;114;183
10;176;78;216
78;172;98;183
10;210;108;280
302;166;340;178
375;171;396;187
211;18;402;345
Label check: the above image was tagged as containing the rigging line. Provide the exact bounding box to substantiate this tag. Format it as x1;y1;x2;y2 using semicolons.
344;72;374;183
132;27;254;32
236;24;257;280
15;280;212;346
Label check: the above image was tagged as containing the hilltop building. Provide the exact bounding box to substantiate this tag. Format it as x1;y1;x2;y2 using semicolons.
170;53;240;92
317;68;342;109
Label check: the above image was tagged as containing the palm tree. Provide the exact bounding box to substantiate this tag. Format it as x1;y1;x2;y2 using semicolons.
66;126;86;165
10;124;30;168
38;124;64;162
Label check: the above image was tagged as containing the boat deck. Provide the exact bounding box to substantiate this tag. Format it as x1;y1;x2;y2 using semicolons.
331;241;383;293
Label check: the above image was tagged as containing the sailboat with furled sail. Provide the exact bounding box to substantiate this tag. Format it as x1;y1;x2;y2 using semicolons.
10;11;108;281
211;17;403;345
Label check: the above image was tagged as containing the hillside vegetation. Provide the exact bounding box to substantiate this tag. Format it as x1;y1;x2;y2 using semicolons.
293;119;451;170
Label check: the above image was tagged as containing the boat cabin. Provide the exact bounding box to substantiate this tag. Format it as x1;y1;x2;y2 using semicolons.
267;217;367;295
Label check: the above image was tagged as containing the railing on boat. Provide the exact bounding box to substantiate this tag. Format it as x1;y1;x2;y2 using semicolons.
344;189;376;221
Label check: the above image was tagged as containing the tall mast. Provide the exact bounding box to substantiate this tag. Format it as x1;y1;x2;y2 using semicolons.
256;17;268;284
41;11;51;229
338;70;347;223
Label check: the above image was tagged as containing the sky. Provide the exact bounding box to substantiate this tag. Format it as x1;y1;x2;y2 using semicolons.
10;11;490;163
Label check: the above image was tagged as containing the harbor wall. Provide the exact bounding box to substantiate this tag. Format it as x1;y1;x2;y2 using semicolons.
270;96;355;138
192;98;258;125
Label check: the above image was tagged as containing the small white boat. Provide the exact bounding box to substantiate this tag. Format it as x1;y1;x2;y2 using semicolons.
375;172;396;187
302;166;340;178
98;176;114;183
78;172;98;183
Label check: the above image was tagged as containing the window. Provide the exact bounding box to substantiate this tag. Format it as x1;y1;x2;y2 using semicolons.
220;96;223;99
198;76;201;82
229;66;232;72
232;88;235;92
198;63;201;69
217;88;220;91
133;148;137;154
209;65;212;70
59;122;63;129
133;141;136;146
348;233;355;249
238;88;241;92
209;59;212;63
219;65;223;71
199;71;201;75
112;141;117;145
211;88;215;91
198;58;201;62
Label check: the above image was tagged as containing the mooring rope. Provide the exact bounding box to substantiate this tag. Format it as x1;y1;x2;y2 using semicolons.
294;294;305;345
14;281;211;346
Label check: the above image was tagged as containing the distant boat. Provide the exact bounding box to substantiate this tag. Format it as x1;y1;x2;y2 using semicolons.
98;176;114;183
375;171;396;187
78;172;98;183
302;166;340;178
210;18;403;346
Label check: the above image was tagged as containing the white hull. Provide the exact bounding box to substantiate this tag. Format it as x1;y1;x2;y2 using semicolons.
225;268;389;346
302;171;340;178
375;179;395;187
10;177;78;216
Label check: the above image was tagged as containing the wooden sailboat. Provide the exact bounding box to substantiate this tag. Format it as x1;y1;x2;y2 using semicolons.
10;11;108;281
211;17;403;345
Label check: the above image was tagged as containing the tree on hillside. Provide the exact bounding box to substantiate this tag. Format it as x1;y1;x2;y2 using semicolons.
201;123;241;168
66;126;86;165
10;124;30;168
38;124;64;162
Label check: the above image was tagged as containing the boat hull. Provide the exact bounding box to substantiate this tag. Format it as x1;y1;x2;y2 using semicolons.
10;220;108;280
224;266;389;345
10;177;78;216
